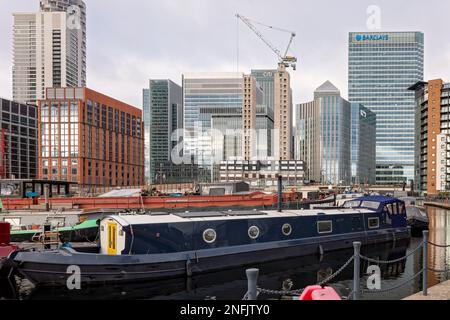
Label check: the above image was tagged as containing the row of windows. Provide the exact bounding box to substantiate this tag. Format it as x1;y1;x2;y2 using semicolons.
201;218;381;244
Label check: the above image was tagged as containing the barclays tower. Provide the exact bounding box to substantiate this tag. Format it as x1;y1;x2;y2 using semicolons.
348;32;424;185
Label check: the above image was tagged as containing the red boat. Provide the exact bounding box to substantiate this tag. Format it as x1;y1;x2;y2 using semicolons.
0;222;17;277
2;191;334;211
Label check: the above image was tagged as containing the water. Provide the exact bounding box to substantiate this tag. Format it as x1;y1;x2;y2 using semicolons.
1;206;449;300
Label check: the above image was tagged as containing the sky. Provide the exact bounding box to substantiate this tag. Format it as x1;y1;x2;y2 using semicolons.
1;0;450;108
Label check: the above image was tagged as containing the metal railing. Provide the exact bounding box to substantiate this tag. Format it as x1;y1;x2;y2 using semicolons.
243;230;450;300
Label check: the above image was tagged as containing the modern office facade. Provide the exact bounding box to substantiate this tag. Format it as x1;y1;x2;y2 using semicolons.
143;80;182;184
348;32;424;185
38;87;144;191
13;0;86;104
219;160;305;188
294;99;320;182
251;69;276;159
295;81;351;185
0;98;38;179
351;103;376;185
183;72;258;182
410;79;450;195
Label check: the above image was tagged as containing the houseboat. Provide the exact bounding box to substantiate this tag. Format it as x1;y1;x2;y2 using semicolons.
9;196;410;287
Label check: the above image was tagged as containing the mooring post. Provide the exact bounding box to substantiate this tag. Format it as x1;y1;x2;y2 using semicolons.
422;230;429;296
353;242;361;300
44;185;50;212
277;175;283;212
246;268;259;300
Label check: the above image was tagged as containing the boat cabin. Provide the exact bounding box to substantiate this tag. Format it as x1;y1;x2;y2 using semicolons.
99;196;408;256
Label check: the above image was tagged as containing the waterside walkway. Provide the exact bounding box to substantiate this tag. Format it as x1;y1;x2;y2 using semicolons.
404;280;450;300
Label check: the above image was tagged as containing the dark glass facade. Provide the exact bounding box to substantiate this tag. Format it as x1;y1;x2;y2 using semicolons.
0;98;37;179
349;32;424;185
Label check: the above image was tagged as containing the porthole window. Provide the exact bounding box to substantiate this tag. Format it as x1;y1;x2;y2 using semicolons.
282;223;292;236
248;226;260;239
203;229;217;244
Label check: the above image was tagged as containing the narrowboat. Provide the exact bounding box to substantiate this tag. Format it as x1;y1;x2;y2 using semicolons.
9;196;410;287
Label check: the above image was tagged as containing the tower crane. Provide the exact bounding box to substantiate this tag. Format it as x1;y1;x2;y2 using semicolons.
236;14;297;71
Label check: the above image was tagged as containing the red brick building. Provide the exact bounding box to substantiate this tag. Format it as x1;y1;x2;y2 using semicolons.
38;87;144;191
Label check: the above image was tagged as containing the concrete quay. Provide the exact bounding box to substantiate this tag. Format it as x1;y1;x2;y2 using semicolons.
404;280;450;300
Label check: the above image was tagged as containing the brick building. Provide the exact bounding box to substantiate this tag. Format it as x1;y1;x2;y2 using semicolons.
38;87;144;191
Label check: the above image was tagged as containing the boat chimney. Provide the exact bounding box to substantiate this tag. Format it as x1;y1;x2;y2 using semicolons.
278;174;283;212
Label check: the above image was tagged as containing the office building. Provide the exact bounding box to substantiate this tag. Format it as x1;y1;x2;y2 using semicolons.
219;160;305;188
253;67;293;160
295;81;351;185
183;72;261;182
143;80;182;184
410;79;450;195
351;104;377;185
0;98;38;179
38;87;144;191
13;0;86;104
348;32;424;185
251;69;277;159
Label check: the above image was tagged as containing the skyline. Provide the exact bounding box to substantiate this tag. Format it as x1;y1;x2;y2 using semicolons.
0;0;450;108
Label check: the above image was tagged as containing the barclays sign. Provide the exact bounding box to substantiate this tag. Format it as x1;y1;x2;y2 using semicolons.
355;34;389;41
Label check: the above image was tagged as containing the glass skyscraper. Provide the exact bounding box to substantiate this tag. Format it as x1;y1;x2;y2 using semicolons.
143;80;182;184
348;32;424;185
296;81;351;185
351;103;377;185
183;73;244;182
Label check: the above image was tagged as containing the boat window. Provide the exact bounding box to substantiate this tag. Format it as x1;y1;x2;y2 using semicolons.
203;229;217;244
317;221;333;234
386;204;394;215
4;218;21;231
344;201;360;208
282;223;292;236
398;203;405;214
248;226;260;240
48;217;65;228
392;204;398;215
360;201;380;210
368;217;380;229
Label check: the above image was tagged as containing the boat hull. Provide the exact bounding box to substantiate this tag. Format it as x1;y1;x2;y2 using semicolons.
11;228;410;287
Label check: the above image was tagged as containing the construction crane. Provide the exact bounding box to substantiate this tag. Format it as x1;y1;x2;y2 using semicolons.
236;14;297;70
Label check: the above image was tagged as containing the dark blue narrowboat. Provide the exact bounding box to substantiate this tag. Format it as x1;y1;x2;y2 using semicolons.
10;196;410;286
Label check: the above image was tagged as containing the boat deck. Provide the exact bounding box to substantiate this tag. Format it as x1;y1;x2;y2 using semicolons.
113;208;376;226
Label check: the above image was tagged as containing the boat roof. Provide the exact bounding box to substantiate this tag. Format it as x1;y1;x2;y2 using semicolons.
354;196;403;205
106;208;376;226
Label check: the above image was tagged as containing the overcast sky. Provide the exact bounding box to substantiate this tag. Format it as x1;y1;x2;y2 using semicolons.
1;0;450;108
